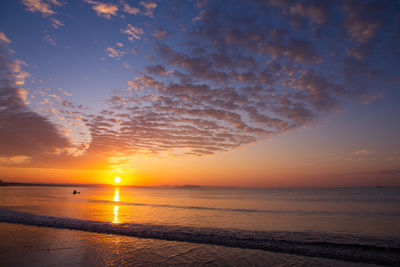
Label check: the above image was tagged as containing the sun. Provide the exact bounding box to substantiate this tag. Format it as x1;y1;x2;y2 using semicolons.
114;176;121;184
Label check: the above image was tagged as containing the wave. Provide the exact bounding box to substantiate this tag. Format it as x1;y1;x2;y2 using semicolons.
86;199;400;217
0;209;399;265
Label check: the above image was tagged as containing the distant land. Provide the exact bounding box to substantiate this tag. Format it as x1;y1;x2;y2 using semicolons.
0;180;207;188
0;180;396;189
0;181;112;187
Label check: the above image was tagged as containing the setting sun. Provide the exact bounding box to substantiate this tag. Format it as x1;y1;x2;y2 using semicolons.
114;176;121;184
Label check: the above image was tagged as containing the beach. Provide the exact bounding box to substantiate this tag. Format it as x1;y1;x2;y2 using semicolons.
0;222;380;266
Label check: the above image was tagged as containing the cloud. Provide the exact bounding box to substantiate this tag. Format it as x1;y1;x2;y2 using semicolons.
197;0;209;8
123;2;140;15
285;70;342;111
0;32;11;44
193;10;207;22
289;1;330;24
105;64;319;156
0;155;31;165
352;149;373;156
44;34;56;45
122;62;130;69
85;0;118;19
140;1;157;17
5;59;30;86
106;47;127;59
346;44;369;59
0;52;70;159
88;0;393;158
152;27;167;39
342;0;387;43
50;18;64;29
21;0;62;16
146;65;170;76
283;39;322;64
121;24;144;41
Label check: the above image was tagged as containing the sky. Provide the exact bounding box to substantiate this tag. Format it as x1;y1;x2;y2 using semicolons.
0;0;399;187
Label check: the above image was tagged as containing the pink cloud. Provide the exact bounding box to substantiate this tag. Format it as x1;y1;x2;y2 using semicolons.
152;27;167;39
289;1;330;24
121;24;144;41
105;47;127;59
50;18;64;29
85;0;118;19
0;32;11;44
343;1;385;43
123;2;140;15
21;0;62;16
140;1;157;17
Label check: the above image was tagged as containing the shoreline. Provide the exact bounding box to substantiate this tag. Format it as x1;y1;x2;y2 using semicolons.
1;209;399;265
0;222;381;267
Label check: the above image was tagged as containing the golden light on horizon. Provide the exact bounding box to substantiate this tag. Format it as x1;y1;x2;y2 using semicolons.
114;176;121;184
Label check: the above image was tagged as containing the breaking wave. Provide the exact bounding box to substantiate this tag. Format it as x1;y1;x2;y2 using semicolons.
0;209;399;265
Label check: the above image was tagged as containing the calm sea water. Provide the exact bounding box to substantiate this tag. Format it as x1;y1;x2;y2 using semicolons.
0;186;399;264
0;186;399;236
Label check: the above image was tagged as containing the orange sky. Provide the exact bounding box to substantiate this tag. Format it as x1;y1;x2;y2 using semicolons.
1;128;399;187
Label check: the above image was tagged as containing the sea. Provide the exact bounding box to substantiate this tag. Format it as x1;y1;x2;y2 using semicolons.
0;186;399;265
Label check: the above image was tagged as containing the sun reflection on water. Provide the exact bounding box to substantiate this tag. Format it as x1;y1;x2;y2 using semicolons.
113;188;119;223
113;188;120;202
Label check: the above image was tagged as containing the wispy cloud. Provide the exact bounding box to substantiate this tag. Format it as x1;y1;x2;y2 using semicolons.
50;18;64;29
0;32;11;44
44;34;56;45
21;0;62;16
352;149;373;156
122;62;130;69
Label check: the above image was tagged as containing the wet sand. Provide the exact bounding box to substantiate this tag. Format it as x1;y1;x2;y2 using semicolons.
0;222;380;266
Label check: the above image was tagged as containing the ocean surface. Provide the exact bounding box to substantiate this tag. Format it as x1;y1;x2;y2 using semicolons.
0;186;399;265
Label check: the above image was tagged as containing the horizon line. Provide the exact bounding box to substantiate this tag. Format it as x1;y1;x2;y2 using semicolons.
0;181;398;189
